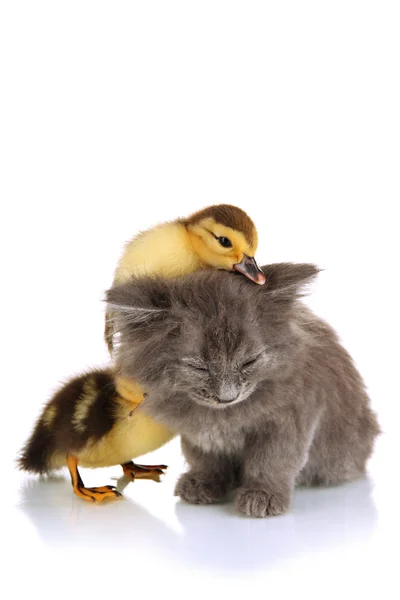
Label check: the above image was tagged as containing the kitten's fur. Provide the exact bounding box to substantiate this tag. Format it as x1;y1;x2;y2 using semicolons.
107;263;380;517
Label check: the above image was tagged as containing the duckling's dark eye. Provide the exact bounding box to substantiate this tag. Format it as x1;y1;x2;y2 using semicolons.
218;236;232;248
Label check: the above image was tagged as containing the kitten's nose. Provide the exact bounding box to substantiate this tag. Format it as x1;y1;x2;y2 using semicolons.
217;384;239;403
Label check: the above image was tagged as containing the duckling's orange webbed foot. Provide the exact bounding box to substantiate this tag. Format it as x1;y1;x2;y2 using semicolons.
122;461;168;482
73;485;121;503
67;455;122;503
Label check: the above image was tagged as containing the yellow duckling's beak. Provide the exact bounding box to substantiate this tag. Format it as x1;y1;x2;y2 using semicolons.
233;255;266;285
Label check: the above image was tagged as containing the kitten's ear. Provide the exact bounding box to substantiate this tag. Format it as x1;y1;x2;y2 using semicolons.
105;277;172;328
260;263;320;299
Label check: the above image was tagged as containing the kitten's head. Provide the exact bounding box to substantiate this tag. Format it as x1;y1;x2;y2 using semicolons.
106;263;318;409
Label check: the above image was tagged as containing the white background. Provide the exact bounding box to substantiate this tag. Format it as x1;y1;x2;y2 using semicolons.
1;2;399;599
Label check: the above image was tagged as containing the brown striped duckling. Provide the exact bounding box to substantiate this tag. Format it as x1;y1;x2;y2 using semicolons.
18;369;174;502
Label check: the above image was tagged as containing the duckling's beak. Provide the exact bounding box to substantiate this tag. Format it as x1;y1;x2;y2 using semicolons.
233;255;266;285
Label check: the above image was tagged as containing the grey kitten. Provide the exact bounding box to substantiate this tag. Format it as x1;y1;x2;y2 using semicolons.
106;263;380;518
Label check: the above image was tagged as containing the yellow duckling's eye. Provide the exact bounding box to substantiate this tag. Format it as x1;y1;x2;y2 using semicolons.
218;236;233;248
208;230;233;249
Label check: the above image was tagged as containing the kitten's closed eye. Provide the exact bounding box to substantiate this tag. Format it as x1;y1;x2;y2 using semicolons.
240;354;262;370
182;358;209;372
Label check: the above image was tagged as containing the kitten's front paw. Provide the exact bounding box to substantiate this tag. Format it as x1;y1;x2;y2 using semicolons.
175;473;227;505
235;486;290;518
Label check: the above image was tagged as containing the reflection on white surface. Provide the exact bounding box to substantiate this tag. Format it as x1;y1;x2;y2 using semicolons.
4;431;399;599
17;468;377;570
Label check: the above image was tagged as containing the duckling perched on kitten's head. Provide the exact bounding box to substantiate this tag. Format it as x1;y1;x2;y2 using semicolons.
114;203;264;284
107;204;265;352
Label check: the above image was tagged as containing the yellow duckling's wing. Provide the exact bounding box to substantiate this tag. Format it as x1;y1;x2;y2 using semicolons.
114;221;202;283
